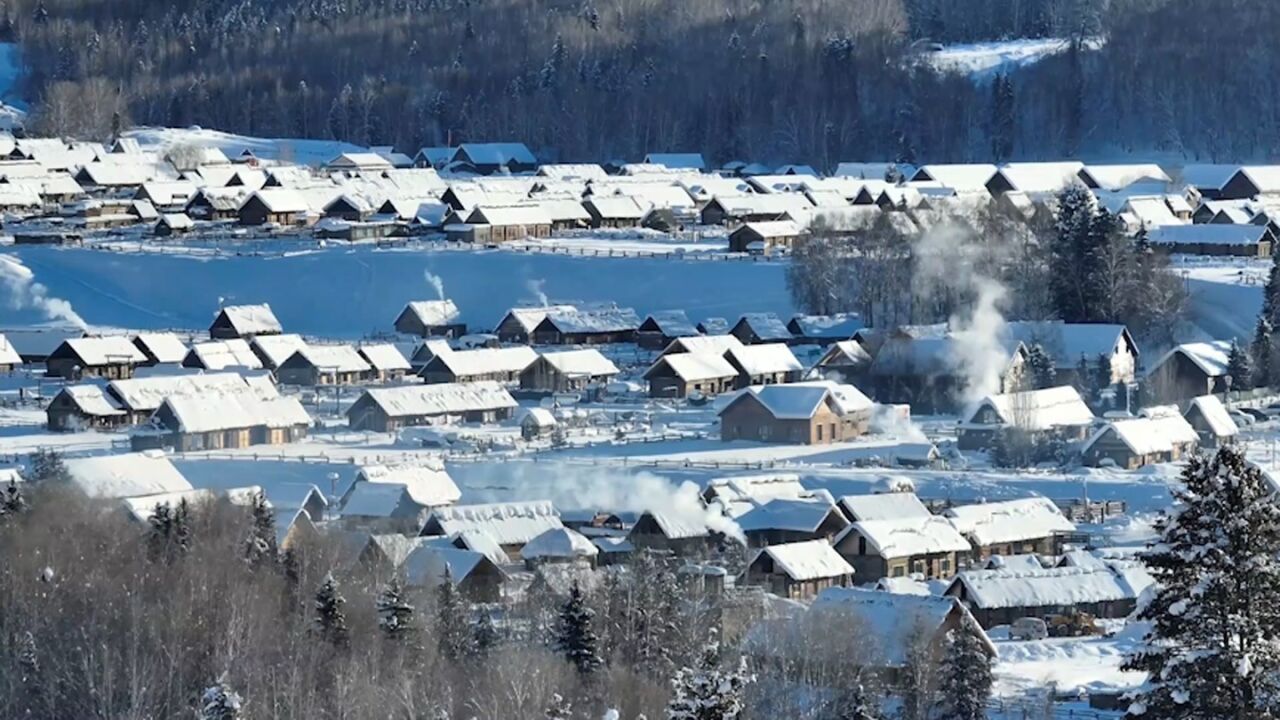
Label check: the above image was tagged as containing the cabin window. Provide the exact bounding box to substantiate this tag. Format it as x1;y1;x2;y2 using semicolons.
891;566;905;578
817;425;824;441
940;558;951;574
858;537;866;555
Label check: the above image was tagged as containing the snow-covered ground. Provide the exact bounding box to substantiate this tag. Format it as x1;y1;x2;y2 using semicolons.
0;244;793;338
925;37;1103;82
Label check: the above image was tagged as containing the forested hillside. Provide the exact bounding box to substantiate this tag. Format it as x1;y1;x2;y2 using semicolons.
4;0;1279;164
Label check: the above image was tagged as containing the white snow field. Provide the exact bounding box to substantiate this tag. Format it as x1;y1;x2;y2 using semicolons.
925;37;1104;82
0;245;793;338
125;126;368;167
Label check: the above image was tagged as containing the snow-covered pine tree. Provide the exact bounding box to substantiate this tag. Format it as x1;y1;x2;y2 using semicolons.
16;630;44;714
556;580;603;676
243;490;277;566
1123;446;1280;718
834;681;881;720
376;576;415;640
934;626;993;720
1252;316;1275;390
1026;344;1056;389
29;447;68;483
1264;253;1280;328
435;568;474;660
0;478;26;518
1227;338;1254;391
314;572;349;647
200;680;243;720
472;608;499;656
544;692;572;720
666;635;753;720
627;550;684;676
1050;183;1097;322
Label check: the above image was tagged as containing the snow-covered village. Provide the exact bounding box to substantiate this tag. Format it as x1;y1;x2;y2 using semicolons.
2;1;1280;719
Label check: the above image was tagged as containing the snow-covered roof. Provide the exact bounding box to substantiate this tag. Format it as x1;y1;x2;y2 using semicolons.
806;588;983;666
725;343;802;375
358;343;411;372
752;540;854;581
187;339;263;371
537;349;620;377
107;371;270;413
1003;321;1134;368
788;313;865;339
248;334;307;369
837;516;971;558
948;563;1154;609
962;385;1095;432
708;193;814;219
455;142;537;167
645;352;739;383
837;492;932;522
1150;340;1232;378
120;489;215;523
1186;395;1238;438
357;382;518;418
1081;413;1197;457
734;220;804;239
641;310;698;338
327;152;394;171
1080;164;1171;191
704;473;810;506
132;333;188;364
286;344;371;374
340;483;413;518
585;195;646;219
910;164;998;192
943;497;1076;547
636;510;710;540
60;336;147;366
216;304;283;336
540;307;641;334
354;463;461;508
734;313;793;342
467;203;553;227
738;498;845;534
661;334;743;356
429;346;538;377
536;163;609;181
520;527;599;560
726;380;873;421
0;333;20;366
499;305;578;334
423;501;563;547
1148;223;1270;247
990;162;1084;194
834;162;895;180
64;451;193;499
983;553;1049;571
157;394;310;433
365;534;433;568
57;385;126;417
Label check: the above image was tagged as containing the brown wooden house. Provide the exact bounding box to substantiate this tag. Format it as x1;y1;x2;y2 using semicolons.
743;540;855;600
719;382;873;445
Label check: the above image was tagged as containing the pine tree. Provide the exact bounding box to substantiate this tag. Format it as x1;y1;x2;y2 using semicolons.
244;490;277;566
1122;446;1280;718
1026;344;1056;389
835;682;881;720
376;577;416;640
1265;255;1280;328
29;448;68;483
472;609;500;656
200;680;243;720
16;630;44;716
545;692;572;720
0;478;26;518
435;569;473;660
935;627;993;720
1050;184;1097;322
990;73;1015;163
666;636;753;720
1093;353;1113;398
1252;316;1275;390
556;580;603;676
314;573;349;648
148;500;192;563
1227;338;1254;392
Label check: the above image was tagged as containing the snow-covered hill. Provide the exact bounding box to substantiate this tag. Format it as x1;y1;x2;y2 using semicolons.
124;126;370;167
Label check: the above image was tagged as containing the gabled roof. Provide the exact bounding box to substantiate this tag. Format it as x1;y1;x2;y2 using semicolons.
497;304;578;334
59;336;148;366
422;501;563;547
131;332;189;365
837;492;932;522
948;563;1153;609
356;382;518;418
245;188;308;214
1148;223;1270;247
1185;394;1238;438
737;498;847;534
56;385;125;417
215;304;283;336
724;343;803;376
805;587;990;666
962;385;1095;432
644;352;738;382
107;371;271;413
1003;321;1137;367
250;334;309;369
703;473;810;506
354;463;461;508
540;307;641;334
988;162;1085;194
358;343;411;372
0;333;21;365
285;344;371;374
186;339;263;371
660;334;743;356
1149;340;1232;378
157;394;311;433
643;153;706;171
835;516;971;558
536;349;620;377
427;346;537;377
943;497;1076;547
1080;414;1197;457
751;540;853;581
521;527;599;560
722;380;872;421
788;313;864;339
1079;164;1171;191
454;142;537;167
640;310;698;338
341;483;415;518
732;313;793;342
910;164;998;192
584;195;646;219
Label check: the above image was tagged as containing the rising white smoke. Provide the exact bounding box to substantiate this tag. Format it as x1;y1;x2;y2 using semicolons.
911;221;1011;403
526;278;549;307
463;461;745;545
0;255;87;329
423;269;446;301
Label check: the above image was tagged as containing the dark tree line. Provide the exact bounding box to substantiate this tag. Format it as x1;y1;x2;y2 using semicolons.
2;0;1279;164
